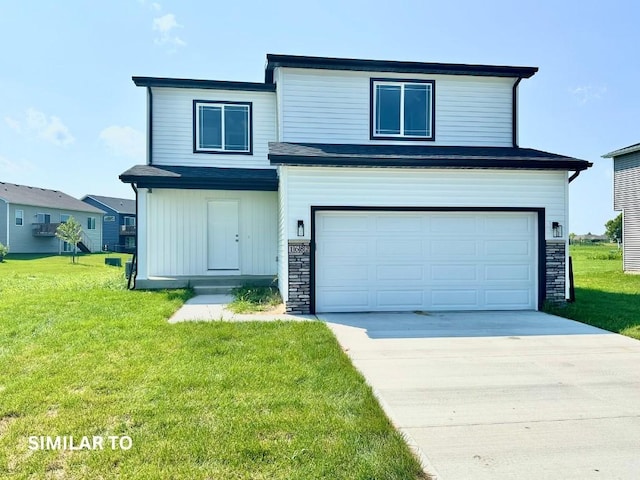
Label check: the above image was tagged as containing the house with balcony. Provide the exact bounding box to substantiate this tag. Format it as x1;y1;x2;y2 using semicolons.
0;182;103;254
82;195;136;253
120;54;591;313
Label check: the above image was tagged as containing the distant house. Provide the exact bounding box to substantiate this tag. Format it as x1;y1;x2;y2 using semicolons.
82;195;136;253
0;182;104;254
571;234;609;244
603;143;640;272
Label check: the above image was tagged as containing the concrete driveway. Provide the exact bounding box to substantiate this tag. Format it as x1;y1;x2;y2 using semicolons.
320;311;640;480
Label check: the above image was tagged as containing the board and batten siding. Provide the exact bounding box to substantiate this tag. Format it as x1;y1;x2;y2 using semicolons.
275;68;515;146
284;167;567;240
151;87;277;168
141;189;277;278
614;151;640;271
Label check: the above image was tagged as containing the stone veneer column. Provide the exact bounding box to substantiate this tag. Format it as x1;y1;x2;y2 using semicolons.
545;241;566;304
287;240;311;314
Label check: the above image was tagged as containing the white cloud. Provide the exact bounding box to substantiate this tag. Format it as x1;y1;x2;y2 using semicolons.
4;109;74;146
4;117;21;133
569;85;607;105
99;126;145;161
0;155;35;174
153;13;186;50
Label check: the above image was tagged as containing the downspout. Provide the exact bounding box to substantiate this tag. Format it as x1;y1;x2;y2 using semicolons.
5;202;9;249
568;170;581;183
128;183;138;290
512;77;522;147
147;86;153;165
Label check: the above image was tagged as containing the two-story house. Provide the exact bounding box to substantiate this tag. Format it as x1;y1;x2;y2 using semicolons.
603;142;640;273
0;182;104;254
82;195;136;253
120;54;591;314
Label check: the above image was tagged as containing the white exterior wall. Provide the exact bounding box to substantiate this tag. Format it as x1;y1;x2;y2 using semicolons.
151;87;277;168
276;68;514;146
140;189;277;278
284;167;567;240
277;167;289;300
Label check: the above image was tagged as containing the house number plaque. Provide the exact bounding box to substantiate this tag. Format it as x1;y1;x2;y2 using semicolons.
288;243;310;255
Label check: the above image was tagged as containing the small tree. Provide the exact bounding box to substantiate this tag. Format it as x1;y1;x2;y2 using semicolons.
55;217;83;263
0;242;8;262
605;213;622;243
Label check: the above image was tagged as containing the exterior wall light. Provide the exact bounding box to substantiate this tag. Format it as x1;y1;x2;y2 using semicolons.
552;221;563;238
297;220;305;237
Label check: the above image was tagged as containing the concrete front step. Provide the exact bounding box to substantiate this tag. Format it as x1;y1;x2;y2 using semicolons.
193;285;238;295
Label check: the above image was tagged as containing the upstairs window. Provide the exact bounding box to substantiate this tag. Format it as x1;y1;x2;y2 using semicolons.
371;79;434;140
194;101;252;154
60;214;70;223
36;213;51;224
15;209;23;226
87;217;96;230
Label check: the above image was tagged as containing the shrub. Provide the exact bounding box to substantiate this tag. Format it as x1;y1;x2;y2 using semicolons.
0;243;8;261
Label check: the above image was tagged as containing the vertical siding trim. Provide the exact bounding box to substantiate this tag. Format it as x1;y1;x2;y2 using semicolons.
137;188;149;280
148;87;153;165
5;201;9;247
278;167;289;300
512;77;521;147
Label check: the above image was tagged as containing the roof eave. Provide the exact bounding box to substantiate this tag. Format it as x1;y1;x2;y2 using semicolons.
131;76;276;92
602;143;640;158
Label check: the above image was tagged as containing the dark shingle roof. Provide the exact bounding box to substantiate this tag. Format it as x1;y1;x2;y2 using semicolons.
268;143;592;171
119;165;278;191
265;54;538;83
83;195;136;215
0;182;104;213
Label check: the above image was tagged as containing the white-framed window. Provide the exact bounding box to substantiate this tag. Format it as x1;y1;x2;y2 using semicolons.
62;241;74;252
124;216;136;226
194;101;252;154
15;209;24;226
371;79;434;140
60;214;70;223
104;215;115;222
36;213;51;224
87;217;96;230
125;236;136;248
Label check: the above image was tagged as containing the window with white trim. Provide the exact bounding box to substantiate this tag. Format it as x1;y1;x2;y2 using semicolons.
36;213;51;224
60;214;70;223
194;101;252;153
87;217;96;230
124;216;136;226
15;209;23;226
371;79;434;140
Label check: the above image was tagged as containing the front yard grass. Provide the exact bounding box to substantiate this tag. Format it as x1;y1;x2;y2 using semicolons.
0;254;424;479
544;243;640;340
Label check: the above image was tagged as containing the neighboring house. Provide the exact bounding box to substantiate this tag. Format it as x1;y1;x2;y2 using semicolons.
0;182;103;254
572;234;610;244
120;54;591;313
82;195;136;253
603;142;640;272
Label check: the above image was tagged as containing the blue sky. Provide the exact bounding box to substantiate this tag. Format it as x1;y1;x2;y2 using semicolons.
1;0;637;234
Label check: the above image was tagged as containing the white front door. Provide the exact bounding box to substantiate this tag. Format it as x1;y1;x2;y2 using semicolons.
207;200;239;270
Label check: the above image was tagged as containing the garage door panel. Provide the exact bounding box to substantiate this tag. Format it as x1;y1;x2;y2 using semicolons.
485;264;532;281
485;240;532;256
377;290;423;308
431;240;477;256
431;290;479;307
376;264;424;281
431;264;478;281
376;238;423;256
315;211;538;312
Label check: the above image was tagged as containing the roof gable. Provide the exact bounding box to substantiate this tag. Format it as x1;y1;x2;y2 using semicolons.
0;182;103;213
83;195;136;215
602;142;640;158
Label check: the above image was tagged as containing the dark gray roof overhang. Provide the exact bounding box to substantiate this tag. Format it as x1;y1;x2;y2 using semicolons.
119;165;278;191
265;54;538;83
132;76;276;92
268;143;592;171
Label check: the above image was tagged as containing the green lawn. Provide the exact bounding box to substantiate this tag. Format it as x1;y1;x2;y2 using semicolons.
0;254;424;479
544;243;640;340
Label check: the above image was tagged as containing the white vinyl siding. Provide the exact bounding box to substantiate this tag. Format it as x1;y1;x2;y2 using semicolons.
613;151;640;272
277;167;289;300
142;189;277;278
276;68;514;146
152;87;276;168
283;167;566;241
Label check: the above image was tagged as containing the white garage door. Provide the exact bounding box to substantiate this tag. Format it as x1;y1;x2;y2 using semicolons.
315;210;537;312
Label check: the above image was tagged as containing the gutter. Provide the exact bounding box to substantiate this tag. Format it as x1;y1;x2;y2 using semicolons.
568;170;581;183
512;77;522;147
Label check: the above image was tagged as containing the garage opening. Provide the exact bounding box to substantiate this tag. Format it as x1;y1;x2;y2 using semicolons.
314;209;539;312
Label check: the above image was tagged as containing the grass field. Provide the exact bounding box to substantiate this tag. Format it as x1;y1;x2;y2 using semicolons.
544;243;640;340
0;254;424;479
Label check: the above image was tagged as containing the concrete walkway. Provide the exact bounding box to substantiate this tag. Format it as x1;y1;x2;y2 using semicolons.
321;311;640;480
168;294;314;323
